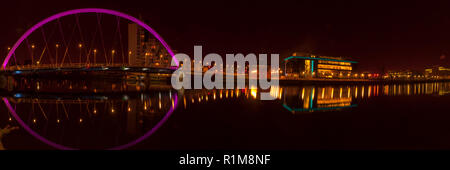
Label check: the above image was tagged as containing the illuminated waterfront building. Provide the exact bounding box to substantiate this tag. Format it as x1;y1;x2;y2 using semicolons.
284;52;357;78
425;66;450;79
128;23;172;67
385;70;413;80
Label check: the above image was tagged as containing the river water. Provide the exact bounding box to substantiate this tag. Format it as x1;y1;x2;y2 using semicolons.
1;81;449;150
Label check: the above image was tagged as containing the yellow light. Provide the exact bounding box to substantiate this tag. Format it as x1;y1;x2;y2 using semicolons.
7;47;11;51
9;117;12;121
251;89;257;99
321;88;325;99
317;97;352;105
112;50;115;54
128;107;131;112
56;44;59;48
362;86;365;98
31;44;35;49
57;119;60;123
301;88;305;100
331;88;334;99
94;49;97;53
111;108;115;113
78;43;82;48
312;88;315;100
93;109;97;114
317;64;352;71
79;118;83;123
33;119;37;123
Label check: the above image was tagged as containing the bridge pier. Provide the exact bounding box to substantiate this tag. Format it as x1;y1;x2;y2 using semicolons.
0;72;6;90
0;72;15;91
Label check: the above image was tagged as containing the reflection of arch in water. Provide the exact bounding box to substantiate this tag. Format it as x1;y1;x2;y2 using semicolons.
2;91;178;150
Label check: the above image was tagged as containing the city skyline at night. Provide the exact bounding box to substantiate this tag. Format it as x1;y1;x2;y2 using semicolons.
1;0;450;73
1;1;450;168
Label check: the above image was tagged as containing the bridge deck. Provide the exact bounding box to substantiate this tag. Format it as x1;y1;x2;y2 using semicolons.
3;64;176;75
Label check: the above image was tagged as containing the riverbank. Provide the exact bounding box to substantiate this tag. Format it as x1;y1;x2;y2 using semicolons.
279;78;450;85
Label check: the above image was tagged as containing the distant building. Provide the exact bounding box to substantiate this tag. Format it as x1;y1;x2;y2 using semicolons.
284;52;358;78
385;70;413;79
128;23;171;67
425;66;450;79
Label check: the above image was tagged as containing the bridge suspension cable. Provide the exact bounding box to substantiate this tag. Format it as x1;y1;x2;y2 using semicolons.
96;14;109;65
5;12;141;70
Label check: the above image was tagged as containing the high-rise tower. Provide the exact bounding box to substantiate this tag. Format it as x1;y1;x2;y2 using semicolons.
128;23;171;67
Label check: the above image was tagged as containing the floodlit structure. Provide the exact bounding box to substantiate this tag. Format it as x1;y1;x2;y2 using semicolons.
425;66;450;79
128;23;171;68
284;52;357;79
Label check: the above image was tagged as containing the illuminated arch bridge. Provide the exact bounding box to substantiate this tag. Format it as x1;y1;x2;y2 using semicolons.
2;8;176;77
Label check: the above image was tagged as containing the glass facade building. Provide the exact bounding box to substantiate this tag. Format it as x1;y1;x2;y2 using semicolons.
128;23;171;68
284;53;357;78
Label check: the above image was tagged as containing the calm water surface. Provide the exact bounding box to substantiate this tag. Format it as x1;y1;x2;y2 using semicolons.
1;80;450;149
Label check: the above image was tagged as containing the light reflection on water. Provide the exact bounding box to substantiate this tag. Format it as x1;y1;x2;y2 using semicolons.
181;82;450;114
279;82;450;114
1;91;176;149
0;81;449;149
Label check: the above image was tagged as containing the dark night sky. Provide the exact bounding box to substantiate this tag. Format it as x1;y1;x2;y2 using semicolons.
1;0;450;72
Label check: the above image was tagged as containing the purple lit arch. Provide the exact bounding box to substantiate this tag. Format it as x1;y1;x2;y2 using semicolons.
1;8;178;69
1;8;179;150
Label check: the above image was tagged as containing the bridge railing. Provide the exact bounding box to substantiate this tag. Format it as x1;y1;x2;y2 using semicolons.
5;63;133;71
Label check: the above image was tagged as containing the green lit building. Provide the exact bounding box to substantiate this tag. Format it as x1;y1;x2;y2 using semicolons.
284;53;358;79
